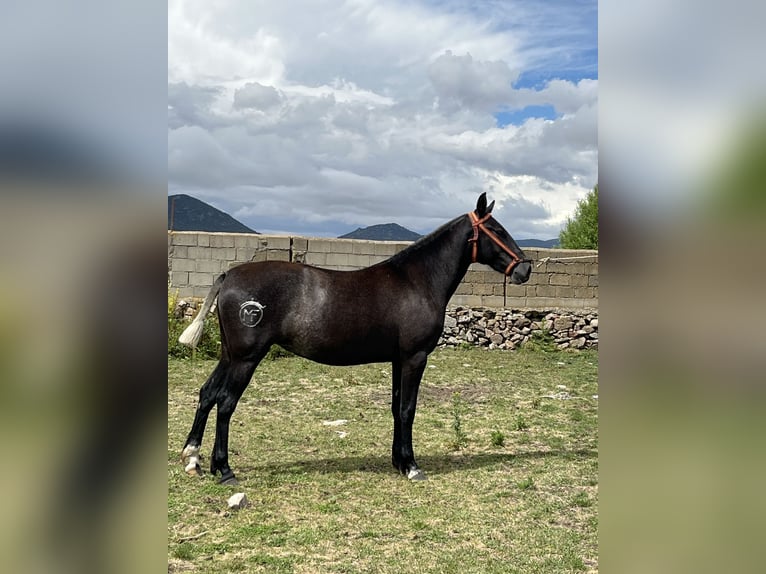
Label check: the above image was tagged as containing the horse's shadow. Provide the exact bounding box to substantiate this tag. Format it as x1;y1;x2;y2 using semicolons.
241;449;596;479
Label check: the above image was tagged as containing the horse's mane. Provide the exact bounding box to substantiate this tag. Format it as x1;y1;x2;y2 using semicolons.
381;215;466;269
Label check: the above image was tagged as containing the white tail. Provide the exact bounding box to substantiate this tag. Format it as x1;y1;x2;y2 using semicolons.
178;315;205;348
177;273;226;348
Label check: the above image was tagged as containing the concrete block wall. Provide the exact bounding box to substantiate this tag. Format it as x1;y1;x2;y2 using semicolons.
168;231;598;309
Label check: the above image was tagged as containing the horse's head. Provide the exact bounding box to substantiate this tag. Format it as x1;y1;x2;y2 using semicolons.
468;193;532;285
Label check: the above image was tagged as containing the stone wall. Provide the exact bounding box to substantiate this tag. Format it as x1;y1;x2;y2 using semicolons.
168;231;598;310
439;308;598;350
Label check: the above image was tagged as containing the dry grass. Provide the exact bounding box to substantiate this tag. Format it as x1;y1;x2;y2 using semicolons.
168;346;598;573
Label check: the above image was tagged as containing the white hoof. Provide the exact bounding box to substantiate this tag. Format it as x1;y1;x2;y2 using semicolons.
182;445;201;476
407;468;427;481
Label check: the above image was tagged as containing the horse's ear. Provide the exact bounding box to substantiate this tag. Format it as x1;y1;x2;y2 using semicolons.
476;192;488;215
486;200;495;214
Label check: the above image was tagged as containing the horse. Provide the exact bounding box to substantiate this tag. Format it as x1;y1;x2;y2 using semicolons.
179;193;532;484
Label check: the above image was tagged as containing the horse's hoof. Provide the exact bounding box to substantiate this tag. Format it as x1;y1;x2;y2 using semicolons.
185;462;202;476
407;468;427;481
219;471;239;486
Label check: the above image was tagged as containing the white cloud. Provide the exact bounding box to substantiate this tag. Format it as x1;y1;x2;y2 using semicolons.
169;0;597;239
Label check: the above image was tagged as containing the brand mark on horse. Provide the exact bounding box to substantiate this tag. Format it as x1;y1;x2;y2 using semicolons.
239;301;265;327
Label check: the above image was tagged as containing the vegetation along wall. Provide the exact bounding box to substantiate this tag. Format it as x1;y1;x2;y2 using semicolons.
168;231;598;311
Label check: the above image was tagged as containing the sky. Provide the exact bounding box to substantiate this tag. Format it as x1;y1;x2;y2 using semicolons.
168;0;597;239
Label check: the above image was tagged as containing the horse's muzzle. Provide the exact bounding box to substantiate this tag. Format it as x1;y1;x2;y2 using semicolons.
509;260;532;284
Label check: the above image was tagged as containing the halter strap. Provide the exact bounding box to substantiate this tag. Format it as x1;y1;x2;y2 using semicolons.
467;211;524;275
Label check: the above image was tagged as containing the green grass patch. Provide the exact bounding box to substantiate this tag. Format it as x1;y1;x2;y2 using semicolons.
169;346;598;573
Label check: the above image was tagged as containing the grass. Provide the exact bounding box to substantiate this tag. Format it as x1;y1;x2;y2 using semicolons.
168;346;598;573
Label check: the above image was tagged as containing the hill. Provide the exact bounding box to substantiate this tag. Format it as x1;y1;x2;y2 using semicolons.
168;194;258;233
516;238;559;248
339;223;422;242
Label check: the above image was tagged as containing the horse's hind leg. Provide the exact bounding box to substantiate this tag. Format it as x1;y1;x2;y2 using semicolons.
210;353;266;485
181;360;229;475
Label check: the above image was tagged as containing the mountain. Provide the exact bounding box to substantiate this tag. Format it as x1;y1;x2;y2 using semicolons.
168;194;258;233
517;238;559;248
339;223;422;242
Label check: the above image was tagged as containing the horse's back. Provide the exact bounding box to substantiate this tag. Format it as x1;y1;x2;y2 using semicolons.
216;261;439;364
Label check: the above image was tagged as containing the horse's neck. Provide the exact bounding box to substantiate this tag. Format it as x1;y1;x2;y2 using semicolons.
395;217;472;309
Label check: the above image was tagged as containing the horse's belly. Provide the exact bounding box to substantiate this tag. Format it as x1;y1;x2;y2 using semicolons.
281;329;395;366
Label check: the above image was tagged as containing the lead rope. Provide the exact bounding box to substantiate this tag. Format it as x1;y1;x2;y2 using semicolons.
503;273;507;307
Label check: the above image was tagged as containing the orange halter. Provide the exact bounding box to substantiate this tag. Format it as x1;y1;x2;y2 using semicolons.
467;211;524;275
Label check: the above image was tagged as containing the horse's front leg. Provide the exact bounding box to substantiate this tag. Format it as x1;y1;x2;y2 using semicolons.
392;351;428;480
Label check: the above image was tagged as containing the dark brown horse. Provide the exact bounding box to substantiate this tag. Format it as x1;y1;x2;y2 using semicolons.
180;193;531;484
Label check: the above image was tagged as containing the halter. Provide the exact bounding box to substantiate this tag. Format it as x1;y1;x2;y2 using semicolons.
467;211;529;275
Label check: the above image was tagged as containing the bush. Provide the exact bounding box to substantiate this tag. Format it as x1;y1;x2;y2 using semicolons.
167;289;221;359
167;290;293;361
559;185;598;249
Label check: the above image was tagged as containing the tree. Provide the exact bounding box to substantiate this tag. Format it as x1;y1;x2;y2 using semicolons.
559;185;598;249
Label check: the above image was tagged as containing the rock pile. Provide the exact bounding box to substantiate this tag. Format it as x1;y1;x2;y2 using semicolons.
438;307;598;350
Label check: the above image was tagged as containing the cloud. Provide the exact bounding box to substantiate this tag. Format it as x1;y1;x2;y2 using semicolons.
232;82;282;110
169;0;597;239
429;51;517;112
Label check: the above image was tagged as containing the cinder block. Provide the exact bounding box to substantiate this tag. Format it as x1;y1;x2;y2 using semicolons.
549;274;571;286
251;251;268;263
373;242;398;256
264;236;291;250
187;247;212;260
210;235;235;248
522;249;540;261
533;285;557;298
568;263;586;275
588;275;598;287
493;284;526;297
473;283;494;296
172;233;197;246
172;245;188;259
305;252;326;267
555;286;575;298
526;267;548;285
249;235;270;249
464;270;482;284
450;294;483;307
310;239;341;254
573;287;595;298
235;247;255;262
222;247;237;261
545;262;570;274
352;241;376;255
172;259;196;272
189;272;214;286
266;250;290;262
347;254;371;269
176;285;194;298
170;271;188;286
193;285;214;298
570;274;589;287
234;235;250;248
197;234;210;247
195;259;223;273
455;282;473;295
368;255;388;266
292;237;308;251
586;263;599;275
326;253;350;267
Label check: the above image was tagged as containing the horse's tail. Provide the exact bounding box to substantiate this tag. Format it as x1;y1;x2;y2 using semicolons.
178;273;226;348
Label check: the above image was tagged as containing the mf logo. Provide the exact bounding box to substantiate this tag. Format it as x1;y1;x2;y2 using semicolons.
238;301;265;327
